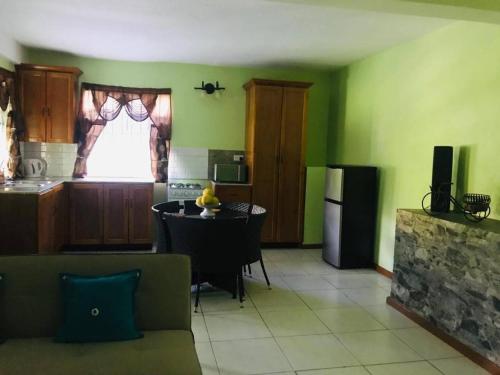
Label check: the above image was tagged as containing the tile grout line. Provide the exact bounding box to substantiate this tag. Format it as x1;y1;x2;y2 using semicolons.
194;249;468;374
199;300;223;375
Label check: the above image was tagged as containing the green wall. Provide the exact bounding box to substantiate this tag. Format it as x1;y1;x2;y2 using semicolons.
24;48;331;244
25;49;330;166
0;55;14;71
329;21;500;270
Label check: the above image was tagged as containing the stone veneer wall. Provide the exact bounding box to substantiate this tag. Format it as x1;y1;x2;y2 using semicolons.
391;209;500;365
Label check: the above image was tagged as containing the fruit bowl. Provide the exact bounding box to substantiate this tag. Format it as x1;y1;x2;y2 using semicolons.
195;202;221;217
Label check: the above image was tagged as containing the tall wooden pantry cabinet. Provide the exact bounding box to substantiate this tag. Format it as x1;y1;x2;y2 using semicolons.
244;79;312;244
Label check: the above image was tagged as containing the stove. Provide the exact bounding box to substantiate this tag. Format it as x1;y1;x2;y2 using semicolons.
167;181;204;203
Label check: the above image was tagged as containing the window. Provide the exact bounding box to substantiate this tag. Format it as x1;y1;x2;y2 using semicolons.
86;98;152;179
0;100;12;176
74;83;172;182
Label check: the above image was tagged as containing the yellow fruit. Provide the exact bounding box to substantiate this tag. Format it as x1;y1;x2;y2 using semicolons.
196;196;203;206
203;187;214;197
212;197;220;205
201;195;212;205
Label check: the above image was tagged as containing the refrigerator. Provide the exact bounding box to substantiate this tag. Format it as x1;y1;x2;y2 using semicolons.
323;165;377;268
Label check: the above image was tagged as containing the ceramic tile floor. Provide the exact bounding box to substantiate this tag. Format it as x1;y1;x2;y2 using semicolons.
191;248;489;375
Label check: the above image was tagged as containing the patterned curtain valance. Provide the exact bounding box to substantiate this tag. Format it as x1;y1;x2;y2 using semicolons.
0;67;22;179
0;68;17;113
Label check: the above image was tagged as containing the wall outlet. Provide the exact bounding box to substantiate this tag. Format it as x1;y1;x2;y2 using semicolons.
233;154;244;162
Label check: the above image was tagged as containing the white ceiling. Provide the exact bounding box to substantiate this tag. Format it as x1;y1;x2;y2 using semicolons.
0;0;451;67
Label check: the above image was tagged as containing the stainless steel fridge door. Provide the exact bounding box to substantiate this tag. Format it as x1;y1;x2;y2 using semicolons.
325;167;343;202
323;200;342;267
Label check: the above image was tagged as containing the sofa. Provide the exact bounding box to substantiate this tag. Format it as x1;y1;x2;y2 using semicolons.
0;254;202;375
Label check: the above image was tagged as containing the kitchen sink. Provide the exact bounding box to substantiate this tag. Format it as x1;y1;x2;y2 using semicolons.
3;180;52;187
1;186;41;192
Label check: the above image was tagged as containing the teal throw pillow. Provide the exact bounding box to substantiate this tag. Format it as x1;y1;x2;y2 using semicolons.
55;269;143;343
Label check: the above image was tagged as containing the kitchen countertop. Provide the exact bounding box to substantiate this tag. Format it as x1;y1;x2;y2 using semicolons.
0;176;155;194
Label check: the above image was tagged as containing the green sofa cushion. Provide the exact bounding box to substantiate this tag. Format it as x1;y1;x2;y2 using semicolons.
56;270;143;343
0;330;202;375
0;273;4;344
0;254;192;338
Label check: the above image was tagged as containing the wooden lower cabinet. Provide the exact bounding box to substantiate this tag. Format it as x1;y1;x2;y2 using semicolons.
38;183;67;253
103;184;128;244
211;182;252;203
69;183;104;245
0;183;66;254
70;182;153;246
128;184;153;244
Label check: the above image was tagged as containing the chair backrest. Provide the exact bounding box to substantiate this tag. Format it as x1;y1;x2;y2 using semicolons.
219;203;267;264
0;254;192;338
243;205;267;264
183;199;202;215
163;214;247;273
221;202;252;215
152;201;181;253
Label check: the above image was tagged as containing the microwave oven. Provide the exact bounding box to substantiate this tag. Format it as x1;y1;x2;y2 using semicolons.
214;164;247;183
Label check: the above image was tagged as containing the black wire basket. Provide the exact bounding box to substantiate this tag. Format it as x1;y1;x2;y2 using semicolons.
462;193;491;214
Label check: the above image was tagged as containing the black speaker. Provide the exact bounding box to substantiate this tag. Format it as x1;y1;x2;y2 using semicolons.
431;146;453;212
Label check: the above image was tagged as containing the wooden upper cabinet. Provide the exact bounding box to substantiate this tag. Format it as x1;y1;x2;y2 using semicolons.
16;64;82;144
244;79;312;244
46;71;75;143
128;184;153;244
18;69;46;142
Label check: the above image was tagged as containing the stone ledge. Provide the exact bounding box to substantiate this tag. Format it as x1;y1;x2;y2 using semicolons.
392;209;500;366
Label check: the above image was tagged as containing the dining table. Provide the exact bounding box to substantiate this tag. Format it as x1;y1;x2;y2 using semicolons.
161;202;251;306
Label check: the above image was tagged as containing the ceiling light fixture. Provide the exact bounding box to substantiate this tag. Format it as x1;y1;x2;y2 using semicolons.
194;81;225;95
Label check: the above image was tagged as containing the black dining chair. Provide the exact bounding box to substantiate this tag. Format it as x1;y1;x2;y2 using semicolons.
152;201;181;253
183;199;202;215
163;213;248;312
221;202;271;289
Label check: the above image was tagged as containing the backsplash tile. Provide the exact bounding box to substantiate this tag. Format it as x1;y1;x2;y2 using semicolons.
19;143;246;180
168;146;209;179
208;149;245;180
20;142;77;177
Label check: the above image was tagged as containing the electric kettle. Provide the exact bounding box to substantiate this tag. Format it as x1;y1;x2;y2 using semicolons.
23;158;46;177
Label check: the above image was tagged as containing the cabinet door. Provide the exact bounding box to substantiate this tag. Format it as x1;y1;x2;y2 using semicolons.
19;70;46;142
69;184;103;244
103;184;129;244
128;184;153;244
38;190;55;253
276;87;308;243
212;183;252;203
46;72;74;143
250;86;283;242
52;184;67;252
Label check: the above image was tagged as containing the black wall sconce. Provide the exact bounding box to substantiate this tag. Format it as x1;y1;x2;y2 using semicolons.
194;81;225;95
